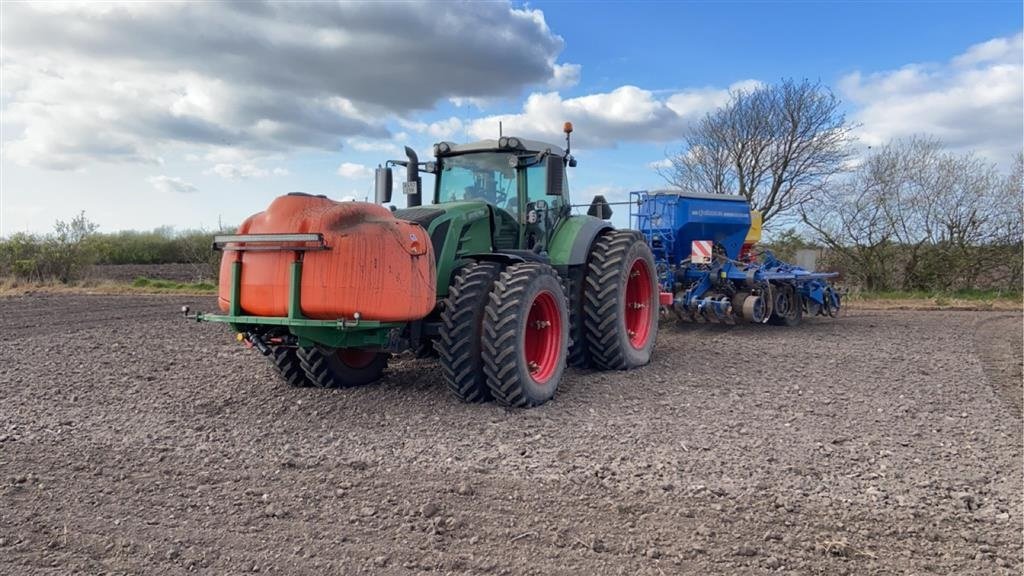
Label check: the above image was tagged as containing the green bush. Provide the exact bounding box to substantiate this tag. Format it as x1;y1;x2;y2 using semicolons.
761;228;819;263
0;215;232;284
0;212;99;282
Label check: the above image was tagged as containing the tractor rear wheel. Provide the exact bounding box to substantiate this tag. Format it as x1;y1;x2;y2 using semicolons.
271;347;311;387
768;284;803;327
583;230;659;370
297;346;389;388
437;261;504;402
482;263;569;408
565;265;590;368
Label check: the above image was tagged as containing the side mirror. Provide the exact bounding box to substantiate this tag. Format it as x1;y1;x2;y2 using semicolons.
374;166;393;204
587;195;613;220
545;157;565;196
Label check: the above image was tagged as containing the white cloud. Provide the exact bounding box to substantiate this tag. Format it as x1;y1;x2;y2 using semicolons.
952;34;1022;68
2;2;575;170
399;117;466;139
449;96;492;109
148;175;198;194
207;163;280;180
840;32;1023;163
347;138;399;153
647;158;673;170
337;162;373;179
466;80;758;148
427;117;464;139
548;63;582;89
665;79;762;116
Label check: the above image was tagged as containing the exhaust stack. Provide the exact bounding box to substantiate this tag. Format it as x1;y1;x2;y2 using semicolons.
404;146;421;208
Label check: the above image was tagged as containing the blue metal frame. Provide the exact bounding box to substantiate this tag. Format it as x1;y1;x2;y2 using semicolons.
630;190;841;323
672;251;840;314
630;191;678;288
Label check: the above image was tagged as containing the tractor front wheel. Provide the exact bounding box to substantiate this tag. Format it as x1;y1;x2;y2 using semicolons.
297;346;389;388
482;263;569;408
583;230;659;370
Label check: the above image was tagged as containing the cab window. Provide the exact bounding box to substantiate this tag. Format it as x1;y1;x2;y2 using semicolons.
522;157;566;249
437;153;518;215
524;158;566;212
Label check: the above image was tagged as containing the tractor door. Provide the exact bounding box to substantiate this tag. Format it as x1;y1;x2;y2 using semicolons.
521;157;567;251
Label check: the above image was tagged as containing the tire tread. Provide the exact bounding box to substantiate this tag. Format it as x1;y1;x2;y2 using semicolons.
271;347;311;387
437;262;504;402
583;230;655;370
482;263;566;408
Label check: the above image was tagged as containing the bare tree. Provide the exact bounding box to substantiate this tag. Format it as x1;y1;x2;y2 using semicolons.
988;152;1024;288
800;172;898;290
802;138;1023;292
994;152;1024;245
660;79;855;226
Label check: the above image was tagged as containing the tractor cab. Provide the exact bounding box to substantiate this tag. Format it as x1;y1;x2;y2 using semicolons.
431;137;570;252
375;125;578;256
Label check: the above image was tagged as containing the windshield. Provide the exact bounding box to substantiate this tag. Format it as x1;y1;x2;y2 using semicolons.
437;153;518;212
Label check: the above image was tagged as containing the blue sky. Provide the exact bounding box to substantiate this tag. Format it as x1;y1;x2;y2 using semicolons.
2;1;1021;235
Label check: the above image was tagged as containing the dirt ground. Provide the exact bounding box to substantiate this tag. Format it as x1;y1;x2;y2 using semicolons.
89;263;214;283
1;293;1021;575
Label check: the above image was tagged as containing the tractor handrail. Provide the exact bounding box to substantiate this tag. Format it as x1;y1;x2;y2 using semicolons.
212;233;329;252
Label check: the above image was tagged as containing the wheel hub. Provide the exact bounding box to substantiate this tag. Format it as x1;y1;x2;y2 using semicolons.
524;290;561;384
624;258;654;349
337;348;377;369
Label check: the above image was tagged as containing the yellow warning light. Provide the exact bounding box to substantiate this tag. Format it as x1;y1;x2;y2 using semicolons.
563;122;573;134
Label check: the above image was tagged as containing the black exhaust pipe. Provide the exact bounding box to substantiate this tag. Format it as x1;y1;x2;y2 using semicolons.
405;146;421;207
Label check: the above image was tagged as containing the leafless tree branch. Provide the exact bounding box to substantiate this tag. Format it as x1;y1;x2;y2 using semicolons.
660;79;855;228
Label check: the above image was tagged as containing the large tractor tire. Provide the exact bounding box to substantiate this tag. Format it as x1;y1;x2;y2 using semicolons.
270;347;311;387
297;346;389;388
482;263;569;408
583;230;659;370
565;265;590;368
437;261;504;402
768;284;803;327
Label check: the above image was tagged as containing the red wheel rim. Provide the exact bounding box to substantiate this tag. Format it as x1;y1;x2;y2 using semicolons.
523;290;562;384
625;258;653;349
337;348;377;369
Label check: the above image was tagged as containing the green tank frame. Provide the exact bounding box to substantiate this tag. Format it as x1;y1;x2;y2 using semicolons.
194;250;403;349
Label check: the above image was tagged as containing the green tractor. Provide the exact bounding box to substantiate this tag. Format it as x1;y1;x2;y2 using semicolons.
193;124;660;408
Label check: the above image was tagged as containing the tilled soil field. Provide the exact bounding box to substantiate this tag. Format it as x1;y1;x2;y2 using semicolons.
89;263;215;283
1;293;1021;575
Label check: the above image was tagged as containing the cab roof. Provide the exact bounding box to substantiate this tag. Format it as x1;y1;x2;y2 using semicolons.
439;138;566;157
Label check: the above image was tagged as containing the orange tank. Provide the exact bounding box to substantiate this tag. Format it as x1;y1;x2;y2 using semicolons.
218;194;436;321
